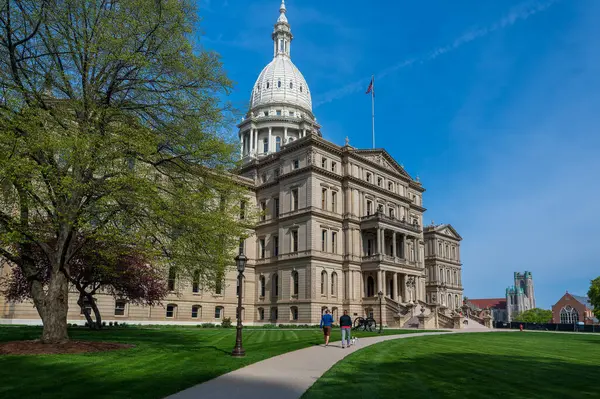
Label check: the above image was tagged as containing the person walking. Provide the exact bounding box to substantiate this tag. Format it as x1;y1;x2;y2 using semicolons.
320;309;334;346
340;310;352;348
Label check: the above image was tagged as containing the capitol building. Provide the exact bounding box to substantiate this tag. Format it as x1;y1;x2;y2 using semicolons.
1;1;465;328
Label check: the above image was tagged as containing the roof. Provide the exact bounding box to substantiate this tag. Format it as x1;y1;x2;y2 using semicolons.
468;298;507;310
571;294;593;310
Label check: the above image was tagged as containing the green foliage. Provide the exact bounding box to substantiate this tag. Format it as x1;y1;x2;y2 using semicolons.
511;308;552;323
221;317;232;328
588;277;600;320
0;0;254;338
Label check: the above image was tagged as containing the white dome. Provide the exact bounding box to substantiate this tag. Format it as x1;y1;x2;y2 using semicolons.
250;55;312;112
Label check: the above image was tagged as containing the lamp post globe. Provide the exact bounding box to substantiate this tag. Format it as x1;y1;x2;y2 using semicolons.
232;253;247;357
378;290;383;333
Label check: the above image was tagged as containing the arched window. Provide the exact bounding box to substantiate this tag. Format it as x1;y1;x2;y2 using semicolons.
455;295;459;309
275;136;281;152
560;306;579;324
332;307;338;320
321;271;327;295
291;271;299;296
266;81;270;89
300;85;303;92
447;270;451;284
454;271;458;285
290;81;293;89
331;272;337;296
278;80;281;88
440;268;444;282
448;294;452;307
166;304;177;318
321;306;328;315
260;276;266;297
167;268;176;291
367;276;375;297
272;274;279;297
290;306;298;321
191;305;201;319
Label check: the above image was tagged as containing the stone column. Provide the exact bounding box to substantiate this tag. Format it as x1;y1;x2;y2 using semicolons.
401;274;407;302
413;238;418;262
393;272;398;301
349;270;354;300
392;231;397;258
303;128;306;137
268;127;272;154
377;270;383;294
284;127;288;143
249;129;254;152
376;228;381;255
240;135;244;158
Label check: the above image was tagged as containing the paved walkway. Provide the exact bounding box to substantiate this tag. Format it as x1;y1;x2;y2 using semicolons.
165;329;492;399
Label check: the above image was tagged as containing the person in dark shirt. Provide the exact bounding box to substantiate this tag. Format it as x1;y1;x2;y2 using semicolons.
339;310;352;348
320;309;334;346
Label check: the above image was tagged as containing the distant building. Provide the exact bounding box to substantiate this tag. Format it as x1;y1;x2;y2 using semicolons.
467;271;535;322
506;271;536;321
466;298;507;322
552;292;598;325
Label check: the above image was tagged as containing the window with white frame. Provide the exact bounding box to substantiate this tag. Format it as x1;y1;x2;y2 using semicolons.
114;300;126;316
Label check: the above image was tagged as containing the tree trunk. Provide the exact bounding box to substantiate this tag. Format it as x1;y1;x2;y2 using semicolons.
89;295;103;329
31;271;70;343
77;293;95;329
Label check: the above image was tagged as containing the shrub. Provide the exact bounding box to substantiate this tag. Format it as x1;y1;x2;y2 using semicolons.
221;318;232;328
113;321;119;327
201;323;214;328
109;322;113;327
102;321;107;327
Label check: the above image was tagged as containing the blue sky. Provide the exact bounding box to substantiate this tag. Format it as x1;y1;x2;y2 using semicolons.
197;0;600;309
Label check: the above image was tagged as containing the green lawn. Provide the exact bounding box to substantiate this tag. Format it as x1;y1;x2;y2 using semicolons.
0;326;426;399
302;332;600;399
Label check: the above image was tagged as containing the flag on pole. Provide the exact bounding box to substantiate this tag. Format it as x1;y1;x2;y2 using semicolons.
366;77;374;96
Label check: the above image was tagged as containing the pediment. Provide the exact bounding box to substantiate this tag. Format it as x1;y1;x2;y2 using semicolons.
354;150;411;179
438;224;462;240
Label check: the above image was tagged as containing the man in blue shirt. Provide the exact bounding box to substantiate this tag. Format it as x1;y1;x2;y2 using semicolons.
320;309;334;346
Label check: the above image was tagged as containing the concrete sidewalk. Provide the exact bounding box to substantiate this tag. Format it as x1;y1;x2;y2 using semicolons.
165;330;468;399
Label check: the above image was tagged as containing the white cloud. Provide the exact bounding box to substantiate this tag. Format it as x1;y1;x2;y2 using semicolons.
314;0;562;107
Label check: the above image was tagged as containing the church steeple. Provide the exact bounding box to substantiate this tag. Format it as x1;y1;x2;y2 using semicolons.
273;0;293;58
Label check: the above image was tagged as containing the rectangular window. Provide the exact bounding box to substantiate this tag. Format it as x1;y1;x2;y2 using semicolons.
273;235;279;256
261;173;267;183
389;208;395;219
259;308;265;320
274;168;280;178
332;232;337;253
366;172;372;183
166;305;176;318
321;229;327;251
293;159;299;169
366;200;373;216
321;157;327;168
215;307;222;319
321;188;327;210
263;138;269;153
276;110;282;116
260;201;266;221
259;238;266;259
291;230;298;252
367;240;373;256
193;270;201;293
240;201;246;220
192;306;200;318
274;198;280;217
114;301;126;316
388;182;393;191
292;188;299;211
377;177;382;187
331;192;337;212
331;162;336;173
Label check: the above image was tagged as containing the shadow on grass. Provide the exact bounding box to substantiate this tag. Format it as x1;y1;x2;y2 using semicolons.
302;352;600;399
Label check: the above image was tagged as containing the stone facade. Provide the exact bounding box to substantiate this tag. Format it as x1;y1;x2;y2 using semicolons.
0;1;465;327
506;271;535;321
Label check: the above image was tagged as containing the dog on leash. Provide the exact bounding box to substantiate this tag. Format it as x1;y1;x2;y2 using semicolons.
351;337;358;345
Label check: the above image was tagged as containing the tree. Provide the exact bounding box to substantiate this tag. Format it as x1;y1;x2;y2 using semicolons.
588;277;600;320
2;238;169;329
0;0;250;343
511;308;552;324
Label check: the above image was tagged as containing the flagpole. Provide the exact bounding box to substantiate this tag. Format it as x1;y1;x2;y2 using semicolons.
371;75;375;148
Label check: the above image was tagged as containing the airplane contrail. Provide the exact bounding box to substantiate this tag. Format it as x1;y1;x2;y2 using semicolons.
313;0;561;107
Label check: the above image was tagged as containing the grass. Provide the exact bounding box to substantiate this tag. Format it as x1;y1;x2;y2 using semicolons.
302;332;600;399
0;326;429;399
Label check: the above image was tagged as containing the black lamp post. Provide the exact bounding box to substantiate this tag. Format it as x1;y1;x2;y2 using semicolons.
378;290;383;333
232;253;247;357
